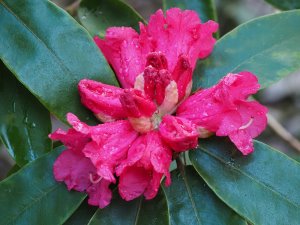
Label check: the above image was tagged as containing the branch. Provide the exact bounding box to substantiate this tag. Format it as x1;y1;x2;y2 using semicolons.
267;113;300;153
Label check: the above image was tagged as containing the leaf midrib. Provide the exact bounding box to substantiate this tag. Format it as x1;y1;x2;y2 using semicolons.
182;170;203;225
198;146;300;209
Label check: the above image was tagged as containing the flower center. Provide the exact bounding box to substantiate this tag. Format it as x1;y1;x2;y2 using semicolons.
119;52;187;133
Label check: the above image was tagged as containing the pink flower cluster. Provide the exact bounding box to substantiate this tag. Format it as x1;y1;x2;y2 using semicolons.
50;8;267;208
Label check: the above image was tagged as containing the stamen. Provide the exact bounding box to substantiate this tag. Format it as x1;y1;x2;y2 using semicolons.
239;117;254;130
89;173;102;184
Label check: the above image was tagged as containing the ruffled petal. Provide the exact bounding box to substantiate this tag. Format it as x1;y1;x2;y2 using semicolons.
147;131;172;175
141;8;218;70
53;149;95;192
228;130;254;155
159;115;198;152
144;171;163;200
78;79;126;122
94;28;146;88
49;113;91;153
87;179;112;208
118;166;151;201
83;120;138;182
177;72;267;154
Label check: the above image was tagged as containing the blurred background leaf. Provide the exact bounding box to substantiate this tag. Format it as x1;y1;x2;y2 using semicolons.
264;0;300;10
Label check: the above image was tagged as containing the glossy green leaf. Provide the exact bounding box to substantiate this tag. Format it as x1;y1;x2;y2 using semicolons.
190;137;300;225
0;0;118;125
64;200;97;225
0;147;86;225
162;166;246;225
88;190;169;225
0;61;51;166
265;0;300;10
193;10;300;91
78;0;145;37
162;0;218;23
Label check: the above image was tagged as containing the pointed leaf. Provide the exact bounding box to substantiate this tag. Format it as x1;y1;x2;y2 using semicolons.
264;0;300;10
162;0;218;23
0;147;86;225
190;137;300;225
78;0;145;37
193;10;300;90
88;190;169;225
0;0;118;124
162;166;246;225
0;61;51;166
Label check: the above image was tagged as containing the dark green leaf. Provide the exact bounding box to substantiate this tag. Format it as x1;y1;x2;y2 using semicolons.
162;0;218;23
0;0;118;125
265;0;300;10
6;164;21;177
88;190;169;225
0;61;51;166
193;10;300;91
78;0;145;37
0;147;86;225
64;200;97;225
162;166;246;225
190;137;300;225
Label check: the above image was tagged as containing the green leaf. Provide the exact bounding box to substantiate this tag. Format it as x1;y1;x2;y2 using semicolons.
190;137;300;225
78;0;145;37
0;0;118;125
88;190;169;225
162;0;218;23
0;61;52;166
162;166;246;225
64;200;97;225
6;164;21;177
0;147;86;225
265;0;300;10
193;10;300;91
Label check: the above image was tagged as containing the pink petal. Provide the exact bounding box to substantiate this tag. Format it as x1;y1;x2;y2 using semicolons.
87;179;112;208
66;113;90;134
159;115;198;152
172;55;193;101
144;171;163;200
217;72;260;100
53;149;95;192
82;120;138;182
141;8;218;71
94;28;146;88
118;166;151;201
78;79;126;122
49;113;93;156
147;131;172;175
116;135;147;176
228;130;254;155
177;87;224;132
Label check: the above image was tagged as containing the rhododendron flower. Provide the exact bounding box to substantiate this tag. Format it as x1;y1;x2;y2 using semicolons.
50;8;267;208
